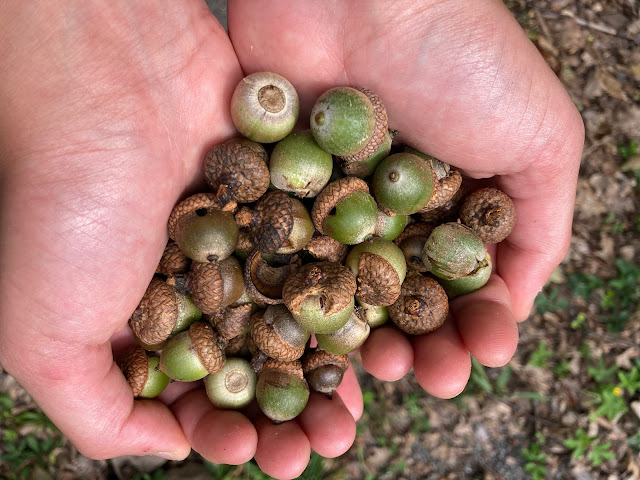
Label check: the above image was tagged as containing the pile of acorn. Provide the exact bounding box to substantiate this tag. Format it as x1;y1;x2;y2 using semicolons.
118;72;516;423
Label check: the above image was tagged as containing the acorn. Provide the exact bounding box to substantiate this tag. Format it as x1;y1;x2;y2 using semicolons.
357;301;389;328
159;322;226;382
394;222;435;273
274;198;315;255
302;349;349;396
388;273;449;335
129;278;202;346
255;358;309;423
310;86;387;158
459;187;516;243
189;256;245;315
204;358;257;410
249;305;310;364
118;346;170;398
169;194;239;263
209;303;253;341
345;237;407;306
437;252;492;297
204;138;270;204
156;241;190;277
311;176;378;245
374;208;408;242
282;262;357;334
422;223;488;280
269;130;334;198
231;71;299;143
315;308;370;355
372;153;437;215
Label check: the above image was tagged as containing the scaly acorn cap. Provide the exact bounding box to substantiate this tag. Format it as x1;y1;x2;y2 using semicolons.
204;138;270;204
254;190;294;254
156;241;190;277
311;176;370;234
459;187;516;243
249;307;308;362
190;261;224;315
304;233;349;263
282;262;356;319
340;88;388;163
388;273;449;335
129;278;201;346
210;303;253;340
189;322;226;375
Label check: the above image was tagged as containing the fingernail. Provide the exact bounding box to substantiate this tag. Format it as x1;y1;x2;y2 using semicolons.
154;451;178;460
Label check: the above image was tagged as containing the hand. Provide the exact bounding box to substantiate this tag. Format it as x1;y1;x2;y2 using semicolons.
0;1;358;477
229;0;583;396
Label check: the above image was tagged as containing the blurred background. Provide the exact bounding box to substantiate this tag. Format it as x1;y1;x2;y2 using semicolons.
1;1;639;479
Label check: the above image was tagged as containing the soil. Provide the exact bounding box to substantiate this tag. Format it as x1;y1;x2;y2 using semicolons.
1;1;639;479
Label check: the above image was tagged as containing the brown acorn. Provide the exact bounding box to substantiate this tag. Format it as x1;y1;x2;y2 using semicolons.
189;256;245;315
156;241;190;277
249;305;310;367
209;303;253;341
459;187;516;243
302;349;349;395
204;138;270;204
129;278;202;346
388;273;449;335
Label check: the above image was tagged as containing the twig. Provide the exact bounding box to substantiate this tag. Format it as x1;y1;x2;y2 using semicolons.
538;8;634;41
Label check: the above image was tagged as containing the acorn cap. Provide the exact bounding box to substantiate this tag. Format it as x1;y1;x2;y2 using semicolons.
388;273;449;335
302;349;349;395
304;233;349;263
129;278;179;346
345;237;407;306
459;187;516;243
249;308;308;362
156;241;190;277
420;168;462;212
189;322;226;375
394;222;434;273
254;190;294;254
118;346;149;398
244;250;301;307
259;358;305;381
190;261;224;315
282;262;356;319
340;88;388;163
211;303;252;340
204;138;270;204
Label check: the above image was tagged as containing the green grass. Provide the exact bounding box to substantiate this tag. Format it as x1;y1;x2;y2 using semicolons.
0;393;63;480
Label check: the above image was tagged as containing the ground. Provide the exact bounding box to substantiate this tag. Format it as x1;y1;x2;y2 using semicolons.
1;1;639;479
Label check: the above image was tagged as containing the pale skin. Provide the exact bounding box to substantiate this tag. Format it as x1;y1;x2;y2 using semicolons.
0;1;583;479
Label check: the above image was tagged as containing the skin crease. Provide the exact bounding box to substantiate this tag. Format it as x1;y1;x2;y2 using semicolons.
0;1;583;479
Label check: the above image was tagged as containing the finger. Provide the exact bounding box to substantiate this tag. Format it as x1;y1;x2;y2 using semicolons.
253;416;311;480
295;391;356;458
450;275;519;367
335;363;364;421
412;319;471;399
359;326;414;381
171;388;258;465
